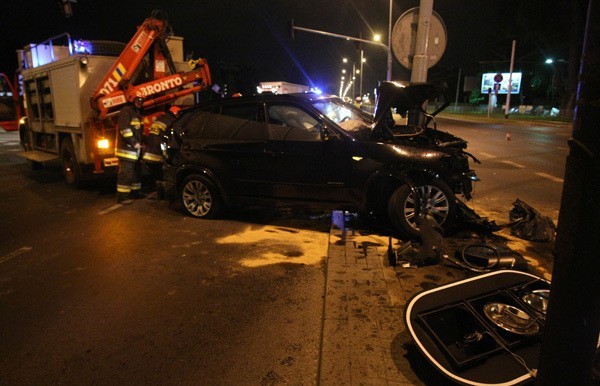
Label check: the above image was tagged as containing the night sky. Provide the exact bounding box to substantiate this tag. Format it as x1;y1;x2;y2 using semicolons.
0;0;576;97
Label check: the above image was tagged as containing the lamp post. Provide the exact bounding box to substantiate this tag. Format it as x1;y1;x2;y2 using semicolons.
290;22;389;82
343;57;364;99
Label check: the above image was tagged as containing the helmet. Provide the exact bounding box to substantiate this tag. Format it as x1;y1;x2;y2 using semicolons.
169;105;181;115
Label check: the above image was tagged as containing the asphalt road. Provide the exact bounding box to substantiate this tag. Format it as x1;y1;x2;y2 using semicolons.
0;130;329;384
437;116;570;224
0;116;570;384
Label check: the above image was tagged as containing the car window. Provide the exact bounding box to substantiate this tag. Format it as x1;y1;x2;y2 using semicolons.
202;103;267;140
175;105;212;139
267;104;321;141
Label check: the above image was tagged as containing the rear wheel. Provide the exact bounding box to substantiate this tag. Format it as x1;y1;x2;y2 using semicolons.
180;174;221;219
388;180;456;237
60;138;82;188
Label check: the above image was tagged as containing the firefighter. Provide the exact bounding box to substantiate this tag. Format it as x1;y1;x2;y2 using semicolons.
115;97;145;204
142;105;180;189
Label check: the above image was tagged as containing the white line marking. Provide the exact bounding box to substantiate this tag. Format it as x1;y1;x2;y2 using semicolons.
98;204;122;215
557;147;569;151
0;247;33;264
500;160;526;168
478;152;496;158
535;172;564;183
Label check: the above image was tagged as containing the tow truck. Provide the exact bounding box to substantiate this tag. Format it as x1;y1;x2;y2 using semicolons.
17;10;211;187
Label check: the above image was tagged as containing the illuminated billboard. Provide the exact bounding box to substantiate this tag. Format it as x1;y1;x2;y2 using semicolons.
481;72;522;94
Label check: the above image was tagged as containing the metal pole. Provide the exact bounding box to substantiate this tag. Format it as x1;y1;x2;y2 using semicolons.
536;0;600;383
387;0;393;81
504;40;516;118
292;25;387;49
410;0;434;83
352;62;356;98
454;67;462;109
360;49;364;97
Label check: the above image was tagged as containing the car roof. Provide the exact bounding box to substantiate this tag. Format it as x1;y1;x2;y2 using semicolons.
191;92;336;108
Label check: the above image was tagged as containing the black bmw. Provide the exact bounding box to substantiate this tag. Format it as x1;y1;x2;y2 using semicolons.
160;82;478;237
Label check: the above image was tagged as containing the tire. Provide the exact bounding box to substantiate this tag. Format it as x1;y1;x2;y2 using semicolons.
60;138;82;188
180;174;221;219
388;180;456;237
19;125;32;151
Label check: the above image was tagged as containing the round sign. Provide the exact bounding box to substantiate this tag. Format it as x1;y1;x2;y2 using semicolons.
391;7;447;70
494;73;503;83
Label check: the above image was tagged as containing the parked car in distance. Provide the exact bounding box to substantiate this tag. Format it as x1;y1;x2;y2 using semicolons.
159;82;479;237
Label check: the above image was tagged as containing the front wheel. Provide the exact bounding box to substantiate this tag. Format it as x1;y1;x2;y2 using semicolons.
388;180;456;238
180;174;221;219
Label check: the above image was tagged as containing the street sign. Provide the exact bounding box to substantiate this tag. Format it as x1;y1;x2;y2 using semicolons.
494;73;503;83
391;7;447;70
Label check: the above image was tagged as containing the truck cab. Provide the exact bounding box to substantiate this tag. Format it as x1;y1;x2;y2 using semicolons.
17;12;211;187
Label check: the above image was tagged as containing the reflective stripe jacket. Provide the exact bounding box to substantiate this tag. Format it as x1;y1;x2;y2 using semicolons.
143;111;176;163
115;105;143;161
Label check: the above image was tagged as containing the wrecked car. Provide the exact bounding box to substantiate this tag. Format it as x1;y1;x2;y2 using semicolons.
159;82;479;237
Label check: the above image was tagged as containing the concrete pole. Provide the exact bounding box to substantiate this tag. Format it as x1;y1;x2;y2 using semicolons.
410;0;434;83
454;67;462;108
536;0;600;383
504;40;516;118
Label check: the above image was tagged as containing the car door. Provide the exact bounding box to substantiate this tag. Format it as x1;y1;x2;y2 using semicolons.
183;101;268;197
264;101;351;202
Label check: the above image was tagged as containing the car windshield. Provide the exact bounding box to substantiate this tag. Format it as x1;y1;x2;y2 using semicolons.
311;98;373;138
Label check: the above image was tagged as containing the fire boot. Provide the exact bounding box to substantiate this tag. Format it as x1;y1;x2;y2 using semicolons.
128;190;147;199
117;192;133;205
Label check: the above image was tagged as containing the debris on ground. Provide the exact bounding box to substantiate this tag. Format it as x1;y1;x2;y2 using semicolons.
453;199;501;234
508;199;556;242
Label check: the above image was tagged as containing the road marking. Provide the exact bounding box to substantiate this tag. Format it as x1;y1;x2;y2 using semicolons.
535;172;564;183
98;204;122;215
0;247;32;265
500;160;526;168
478;152;496;159
557;146;569;151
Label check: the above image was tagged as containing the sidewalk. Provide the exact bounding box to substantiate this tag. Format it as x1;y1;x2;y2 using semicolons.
438;112;573;129
318;212;473;385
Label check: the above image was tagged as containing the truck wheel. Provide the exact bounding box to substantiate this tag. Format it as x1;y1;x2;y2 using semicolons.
60;139;82;188
388;180;456;238
180;174;221;219
19;125;32;151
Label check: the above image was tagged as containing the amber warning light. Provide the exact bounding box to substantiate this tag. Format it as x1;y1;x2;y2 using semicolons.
97;138;110;149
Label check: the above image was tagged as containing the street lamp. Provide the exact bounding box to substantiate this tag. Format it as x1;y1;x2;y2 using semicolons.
343;56;367;99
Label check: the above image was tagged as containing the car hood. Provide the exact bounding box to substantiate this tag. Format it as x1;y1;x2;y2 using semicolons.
371;82;450;141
